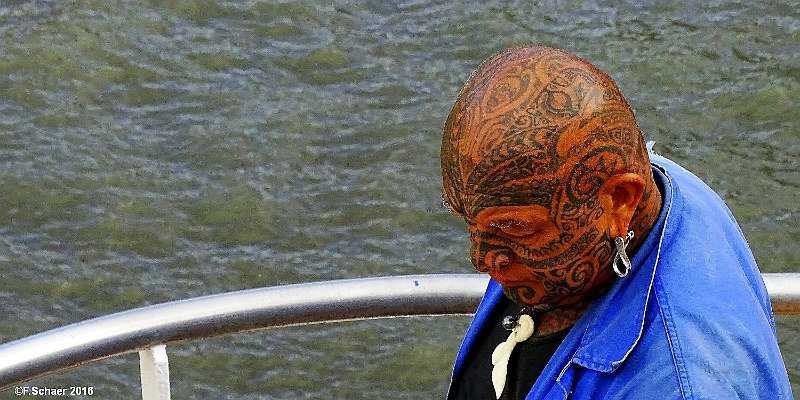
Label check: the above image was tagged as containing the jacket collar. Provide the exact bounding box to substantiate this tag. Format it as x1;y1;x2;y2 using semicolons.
569;156;682;372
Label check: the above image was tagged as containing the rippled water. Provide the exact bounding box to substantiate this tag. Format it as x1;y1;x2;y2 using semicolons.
0;1;798;398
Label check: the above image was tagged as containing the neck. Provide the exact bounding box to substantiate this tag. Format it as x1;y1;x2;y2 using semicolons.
628;174;663;254
533;306;586;336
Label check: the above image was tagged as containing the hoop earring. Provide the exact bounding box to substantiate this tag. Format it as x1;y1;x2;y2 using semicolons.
612;231;635;277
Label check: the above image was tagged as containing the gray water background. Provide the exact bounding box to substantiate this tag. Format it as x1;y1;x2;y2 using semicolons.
0;1;798;398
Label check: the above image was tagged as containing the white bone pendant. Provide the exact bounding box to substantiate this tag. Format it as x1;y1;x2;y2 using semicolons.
491;314;535;399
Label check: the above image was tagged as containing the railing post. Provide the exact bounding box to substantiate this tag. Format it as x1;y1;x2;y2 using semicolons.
139;345;170;400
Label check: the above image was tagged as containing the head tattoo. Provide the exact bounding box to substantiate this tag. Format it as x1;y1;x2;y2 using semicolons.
441;46;659;306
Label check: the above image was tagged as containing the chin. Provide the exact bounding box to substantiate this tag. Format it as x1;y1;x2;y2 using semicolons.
502;285;541;306
503;284;587;309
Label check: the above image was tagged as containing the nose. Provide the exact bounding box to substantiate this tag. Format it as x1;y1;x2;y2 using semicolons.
470;231;513;273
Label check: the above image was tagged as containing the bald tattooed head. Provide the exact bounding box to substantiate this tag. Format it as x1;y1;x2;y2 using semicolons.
441;46;658;306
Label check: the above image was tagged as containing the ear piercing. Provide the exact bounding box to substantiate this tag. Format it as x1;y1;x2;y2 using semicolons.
612;231;635;277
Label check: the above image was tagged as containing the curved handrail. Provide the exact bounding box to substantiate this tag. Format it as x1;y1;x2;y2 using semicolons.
762;273;800;315
0;274;489;389
1;272;799;390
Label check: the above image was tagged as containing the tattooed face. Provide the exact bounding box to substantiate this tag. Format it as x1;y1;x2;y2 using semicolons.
441;46;652;307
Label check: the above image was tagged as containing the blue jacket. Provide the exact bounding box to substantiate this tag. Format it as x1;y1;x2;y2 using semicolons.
449;154;793;399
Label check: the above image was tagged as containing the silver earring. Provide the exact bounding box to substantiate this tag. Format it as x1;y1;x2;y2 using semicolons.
612;231;635;277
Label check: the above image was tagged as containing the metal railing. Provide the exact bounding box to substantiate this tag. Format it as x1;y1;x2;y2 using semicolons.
0;273;799;399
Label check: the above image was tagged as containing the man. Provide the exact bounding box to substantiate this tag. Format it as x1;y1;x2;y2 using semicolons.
442;46;792;399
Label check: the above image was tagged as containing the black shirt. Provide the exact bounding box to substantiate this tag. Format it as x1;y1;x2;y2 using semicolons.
450;299;571;399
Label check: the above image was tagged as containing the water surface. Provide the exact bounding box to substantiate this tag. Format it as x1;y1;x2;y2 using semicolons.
1;1;798;398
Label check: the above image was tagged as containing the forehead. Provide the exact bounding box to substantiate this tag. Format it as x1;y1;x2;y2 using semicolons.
442;136;569;220
458;176;563;220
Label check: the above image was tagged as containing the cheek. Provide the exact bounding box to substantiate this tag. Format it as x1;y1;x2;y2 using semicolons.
513;202;608;265
470;233;515;273
468;231;481;270
505;231;569;267
564;258;598;289
553;190;608;234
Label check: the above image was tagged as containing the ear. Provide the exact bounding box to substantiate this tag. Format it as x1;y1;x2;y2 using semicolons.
599;173;645;238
